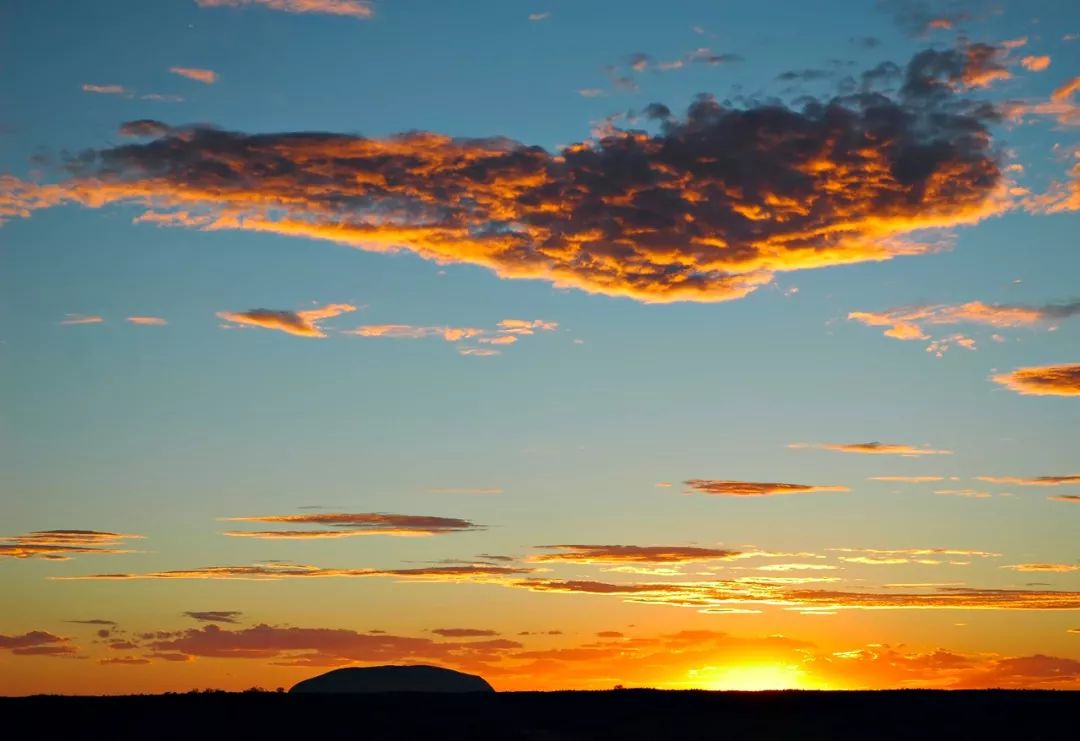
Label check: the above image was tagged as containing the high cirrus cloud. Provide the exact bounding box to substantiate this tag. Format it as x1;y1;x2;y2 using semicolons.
0;530;143;560
217;302;357;337
220;512;482;538
530;544;743;564
345;318;557;356
789;442;952;456
977;474;1080;486
53;562;531;581
992;363;1080;396
195;0;374;19
0;50;1008;303
683;479;849;497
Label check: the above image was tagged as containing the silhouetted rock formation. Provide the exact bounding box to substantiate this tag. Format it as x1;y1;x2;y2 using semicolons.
289;665;494;694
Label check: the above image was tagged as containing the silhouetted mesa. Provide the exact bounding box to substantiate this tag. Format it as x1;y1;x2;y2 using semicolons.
289;665;494;694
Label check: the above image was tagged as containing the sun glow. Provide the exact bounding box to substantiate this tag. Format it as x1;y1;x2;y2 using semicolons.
689;663;810;691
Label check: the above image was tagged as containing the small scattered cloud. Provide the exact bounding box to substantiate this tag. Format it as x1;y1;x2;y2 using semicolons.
870;476;945;483
195;0;374;19
220;512;482;538
346;318;555;356
169;67;218;84
935;489;992;499
683;479;849;497
55;562;530;582
528;12;549;22
0;631;76;656
1020;55;1051;72
100;656;151;665
992;364;1080;396
184;611;243;624
976;475;1080;487
577;88;605;98
126;316;167;325
1049;495;1080;504
1002;563;1080;573
790;442;952;456
431;628;498;637
60;314;103;325
531;544;742;564
66;619;117;626
82;84;128;95
0;530;143;560
217;302;357;337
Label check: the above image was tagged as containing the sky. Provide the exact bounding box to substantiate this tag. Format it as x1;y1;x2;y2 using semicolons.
1;0;1079;694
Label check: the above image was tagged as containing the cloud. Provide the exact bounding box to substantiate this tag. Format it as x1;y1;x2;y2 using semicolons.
126;316;167;325
428;487;503;495
100;656;151;665
528;12;549;22
82;84;128;95
431;628;498;637
169;67;217;84
849;300;1080;350
1003;76;1080;130
344;318;555;356
1;50;1008;304
976;475;1080;486
683;479;849;497
877;0;984;37
934;488;992;498
789;442;951;456
195;0;374;19
56;562;529;581
1002;563;1080;573
1020;56;1051;72
220;512;482;538
992;363;1080;396
577;88;605;98
0;530;143;560
531;544;743;564
184;611;243;624
66;619;117;626
830;547;999;565
217;302;357;337
1049;495;1080;503
0;631;74;656
870;476;944;482
60;314;104;325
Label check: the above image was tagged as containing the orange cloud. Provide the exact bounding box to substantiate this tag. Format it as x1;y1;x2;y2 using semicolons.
683;479;849;497
169;67;217;84
195;0;374;19
126;316;167;325
530;544;743;564
934;488;992;498
0;631;75;656
431;628;498;637
1049;495;1080;503
1020;55;1051;72
60;314;104;325
849;300;1080;352
789;442;951;456
1003;563;1080;573
344;318;555;354
1;51;1008;303
0;530;143;560
217;302;357;337
100;656;150;665
220;512;482;538
992;363;1080;396
869;476;944;482
830;547;999;566
977;474;1080;486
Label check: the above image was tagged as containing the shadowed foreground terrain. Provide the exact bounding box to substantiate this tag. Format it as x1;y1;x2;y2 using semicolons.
3;690;1077;740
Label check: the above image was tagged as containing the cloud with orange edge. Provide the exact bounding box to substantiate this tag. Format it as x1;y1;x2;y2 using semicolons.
0;530;143;560
789;442;951;456
60;314;104;325
1049;495;1080;503
0;50;1010;304
869;476;945;483
195;0;374;19
992;363;1080;396
52;562;531;582
0;631;76;656
530;544;743;564
683;479;849;497
977;474;1080;486
126;316;167;325
1002;563;1080;573
345;318;555;355
220;512;482;538
217;302;357;337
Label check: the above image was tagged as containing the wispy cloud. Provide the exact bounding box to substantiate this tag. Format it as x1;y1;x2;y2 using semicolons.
428;487;503;495
60;314;104;325
935;489;993;499
126;316;167;325
184;611;243;624
992;363;1080;396
169;67;218;84
220;512;482;538
195;0;374;19
684;479;848;497
830;547;999;566
82;84;128;95
528;12;549;22
217;302;357;337
1002;563;1080;573
1049;495;1080;504
0;530;143;560
345;318;556;356
55;562;530;581
976;475;1080;487
789;442;952;456
870;476;945;483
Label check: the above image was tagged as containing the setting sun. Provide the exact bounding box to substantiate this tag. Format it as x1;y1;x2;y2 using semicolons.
688;664;810;692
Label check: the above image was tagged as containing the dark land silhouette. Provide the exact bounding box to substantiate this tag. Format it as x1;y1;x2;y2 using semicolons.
2;688;1077;740
289;664;494;693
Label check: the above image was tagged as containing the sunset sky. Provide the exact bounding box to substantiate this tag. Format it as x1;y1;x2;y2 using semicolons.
2;0;1079;694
